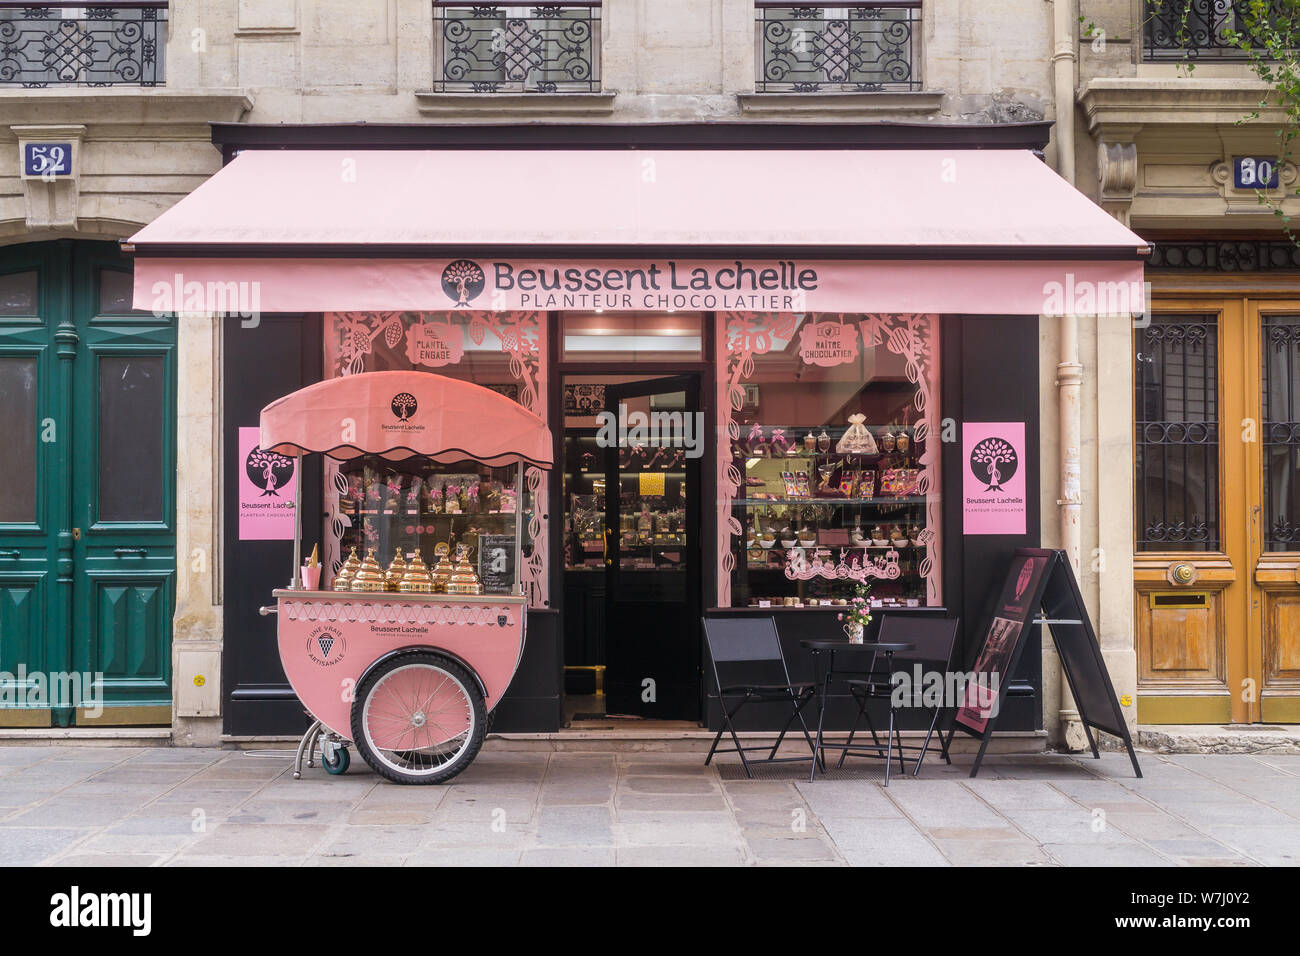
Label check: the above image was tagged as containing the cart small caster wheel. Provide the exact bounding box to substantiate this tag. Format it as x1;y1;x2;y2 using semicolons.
322;746;350;775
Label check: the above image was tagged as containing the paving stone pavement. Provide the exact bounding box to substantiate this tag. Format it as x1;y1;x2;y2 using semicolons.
0;745;1297;866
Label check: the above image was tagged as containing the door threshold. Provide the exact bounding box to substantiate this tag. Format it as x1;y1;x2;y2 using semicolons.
0;727;172;746
1138;724;1300;755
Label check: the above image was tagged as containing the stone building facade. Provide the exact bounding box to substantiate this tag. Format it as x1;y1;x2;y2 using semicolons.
4;0;1290;747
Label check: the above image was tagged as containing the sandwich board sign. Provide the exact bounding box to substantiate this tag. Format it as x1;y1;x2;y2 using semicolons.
947;548;1141;778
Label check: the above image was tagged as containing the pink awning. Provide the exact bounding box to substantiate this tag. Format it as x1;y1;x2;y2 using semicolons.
259;370;553;466
130;149;1147;316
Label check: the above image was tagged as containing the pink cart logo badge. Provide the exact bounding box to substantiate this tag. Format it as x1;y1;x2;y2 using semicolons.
306;625;346;666
962;422;1027;535
390;391;418;422
441;259;485;306
404;319;464;368
797;320;859;367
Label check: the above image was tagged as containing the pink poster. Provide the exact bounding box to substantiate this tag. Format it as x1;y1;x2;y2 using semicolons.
238;426;298;540
962;422;1026;535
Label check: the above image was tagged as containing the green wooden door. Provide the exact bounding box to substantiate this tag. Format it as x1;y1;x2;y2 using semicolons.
0;240;175;727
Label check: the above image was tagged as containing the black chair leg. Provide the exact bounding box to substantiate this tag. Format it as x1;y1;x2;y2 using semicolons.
769;697;803;759
793;694;818;759
894;717;906;775
884;705;895;787
862;703;882;748
837;691;867;770
705;717;727;768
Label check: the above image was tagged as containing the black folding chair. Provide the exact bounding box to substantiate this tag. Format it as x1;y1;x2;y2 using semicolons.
703;617;818;779
839;616;961;778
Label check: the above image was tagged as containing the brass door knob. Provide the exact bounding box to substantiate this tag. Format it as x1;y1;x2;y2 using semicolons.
1171;563;1195;585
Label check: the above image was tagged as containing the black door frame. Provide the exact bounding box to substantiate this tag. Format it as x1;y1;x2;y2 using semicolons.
549;312;718;721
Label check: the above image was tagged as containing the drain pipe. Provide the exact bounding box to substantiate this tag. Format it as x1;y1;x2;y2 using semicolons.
1052;0;1088;751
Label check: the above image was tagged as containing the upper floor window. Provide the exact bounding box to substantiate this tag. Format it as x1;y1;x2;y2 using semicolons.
1143;0;1285;60
432;2;600;92
0;2;166;86
755;3;921;92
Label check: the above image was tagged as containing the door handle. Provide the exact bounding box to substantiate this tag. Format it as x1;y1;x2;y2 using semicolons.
0;549;18;559
113;547;149;557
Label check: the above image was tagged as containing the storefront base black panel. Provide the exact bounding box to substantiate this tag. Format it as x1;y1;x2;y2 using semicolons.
491;609;563;733
222;315;323;738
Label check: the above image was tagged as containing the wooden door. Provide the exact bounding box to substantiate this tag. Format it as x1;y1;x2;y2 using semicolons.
1134;295;1300;723
0;240;176;727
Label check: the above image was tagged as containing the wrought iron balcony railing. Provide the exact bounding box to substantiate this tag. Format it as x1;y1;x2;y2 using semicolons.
755;2;921;93
0;2;166;87
432;2;600;93
1143;0;1285;60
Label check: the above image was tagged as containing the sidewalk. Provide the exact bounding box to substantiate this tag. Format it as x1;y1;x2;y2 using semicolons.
1;745;1296;866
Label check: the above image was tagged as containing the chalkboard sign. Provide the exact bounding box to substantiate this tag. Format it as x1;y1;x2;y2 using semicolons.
948;549;1141;778
477;534;516;594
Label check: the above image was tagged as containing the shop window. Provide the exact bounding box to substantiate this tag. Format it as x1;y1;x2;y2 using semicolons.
324;311;549;605
1134;314;1220;552
717;312;941;609
561;312;703;361
335;456;525;595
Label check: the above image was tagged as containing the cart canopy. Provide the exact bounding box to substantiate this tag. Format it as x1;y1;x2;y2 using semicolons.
259;370;553;466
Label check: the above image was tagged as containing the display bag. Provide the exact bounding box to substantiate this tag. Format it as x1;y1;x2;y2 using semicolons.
946;548;1142;779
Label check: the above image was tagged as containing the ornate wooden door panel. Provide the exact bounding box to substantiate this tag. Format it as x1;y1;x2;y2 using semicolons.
1136;295;1300;724
1254;305;1300;723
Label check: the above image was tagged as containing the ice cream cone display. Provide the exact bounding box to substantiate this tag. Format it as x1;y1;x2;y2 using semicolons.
431;542;454;594
447;546;483;595
332;548;361;590
398;553;435;593
384;548;407;592
350;549;386;592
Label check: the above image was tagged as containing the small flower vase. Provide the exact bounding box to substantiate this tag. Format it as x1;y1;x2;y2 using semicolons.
845;622;864;644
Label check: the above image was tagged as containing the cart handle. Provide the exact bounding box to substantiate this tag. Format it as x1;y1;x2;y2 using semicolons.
258;605;278;616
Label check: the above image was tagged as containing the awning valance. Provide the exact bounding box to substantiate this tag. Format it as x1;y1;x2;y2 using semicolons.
259;370;554;467
130;149;1147;316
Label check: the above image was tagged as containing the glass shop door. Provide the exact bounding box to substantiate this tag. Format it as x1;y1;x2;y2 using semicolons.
602;375;702;719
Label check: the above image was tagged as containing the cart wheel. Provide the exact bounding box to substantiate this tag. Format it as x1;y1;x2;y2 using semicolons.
351;650;486;785
321;745;350;776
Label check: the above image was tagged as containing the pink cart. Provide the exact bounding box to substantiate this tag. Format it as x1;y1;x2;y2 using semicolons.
256;371;552;784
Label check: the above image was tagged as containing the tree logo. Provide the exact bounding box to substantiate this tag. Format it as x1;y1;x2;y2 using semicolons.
441;259;485;306
245;447;295;497
391;392;418;422
969;437;1018;491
